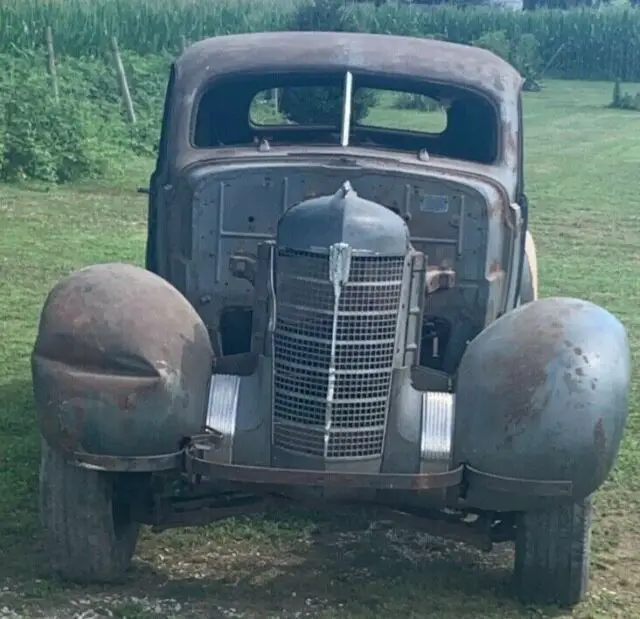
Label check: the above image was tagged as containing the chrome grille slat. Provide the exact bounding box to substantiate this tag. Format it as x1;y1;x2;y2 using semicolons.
273;248;405;459
278;304;398;318
275;332;397;346
274;358;393;376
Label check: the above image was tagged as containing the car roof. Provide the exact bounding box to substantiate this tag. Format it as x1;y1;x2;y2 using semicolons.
175;31;523;103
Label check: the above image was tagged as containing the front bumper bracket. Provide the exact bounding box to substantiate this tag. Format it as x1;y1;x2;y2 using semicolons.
68;432;573;498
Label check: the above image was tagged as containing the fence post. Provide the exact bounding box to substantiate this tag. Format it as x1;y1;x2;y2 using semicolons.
45;26;59;104
110;36;136;124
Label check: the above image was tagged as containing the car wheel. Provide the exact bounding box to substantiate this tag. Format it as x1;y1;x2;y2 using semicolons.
39;439;141;583
514;497;592;608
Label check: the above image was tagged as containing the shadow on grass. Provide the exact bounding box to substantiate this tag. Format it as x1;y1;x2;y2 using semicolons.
0;377;44;582
121;509;568;617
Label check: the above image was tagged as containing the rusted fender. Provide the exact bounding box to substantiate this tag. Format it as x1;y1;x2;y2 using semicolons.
31;263;214;459
453;297;630;511
524;230;538;300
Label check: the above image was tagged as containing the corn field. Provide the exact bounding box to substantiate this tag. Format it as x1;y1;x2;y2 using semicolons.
2;0;640;80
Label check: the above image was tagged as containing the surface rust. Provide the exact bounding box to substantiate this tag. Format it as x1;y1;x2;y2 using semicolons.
488;301;586;431
503;120;518;162
185;442;574;497
425;266;456;294
172;31;522;196
186;446;465;490
177;32;521;103
453;296;632;509
32;262;213;457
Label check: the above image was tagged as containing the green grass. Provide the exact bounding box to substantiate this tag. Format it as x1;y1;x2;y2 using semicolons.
1;79;640;618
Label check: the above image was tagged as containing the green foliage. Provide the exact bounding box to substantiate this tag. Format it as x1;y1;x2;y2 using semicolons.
2;90;99;183
290;0;346;31
513;33;542;83
392;93;440;112
0;52;168;183
279;85;378;125
278;0;377;125
2;0;640;80
472;30;543;89
472;31;541;74
473;30;512;61
0;0;294;57
2;0;640;182
0;54;104;182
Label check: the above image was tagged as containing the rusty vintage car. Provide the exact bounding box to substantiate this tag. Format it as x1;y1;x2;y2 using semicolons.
32;32;631;607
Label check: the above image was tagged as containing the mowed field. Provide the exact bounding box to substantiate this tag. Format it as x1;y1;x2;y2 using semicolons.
1;79;640;619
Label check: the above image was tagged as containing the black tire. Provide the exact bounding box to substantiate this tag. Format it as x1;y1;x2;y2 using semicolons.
519;255;535;305
39;439;140;583
514;497;592;608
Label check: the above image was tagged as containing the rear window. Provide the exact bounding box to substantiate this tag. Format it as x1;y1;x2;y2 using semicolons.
249;87;448;134
193;72;499;164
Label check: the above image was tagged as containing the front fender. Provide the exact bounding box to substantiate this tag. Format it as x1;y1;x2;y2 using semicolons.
31;263;214;461
452;297;630;511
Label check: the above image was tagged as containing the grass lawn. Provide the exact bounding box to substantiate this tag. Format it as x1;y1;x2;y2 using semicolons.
1;78;640;618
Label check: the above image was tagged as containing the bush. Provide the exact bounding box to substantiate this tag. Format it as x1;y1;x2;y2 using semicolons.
472;30;543;89
514;33;542;76
278;0;378;125
279;86;378;125
393;93;440;112
2;90;100;182
472;30;512;61
609;79;640;111
290;0;346;31
0;54;102;182
0;52;168;182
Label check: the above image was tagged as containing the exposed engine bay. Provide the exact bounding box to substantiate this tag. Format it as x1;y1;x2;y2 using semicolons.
165;160;514;378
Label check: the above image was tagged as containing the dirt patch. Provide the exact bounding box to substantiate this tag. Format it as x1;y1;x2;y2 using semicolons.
2;492;639;619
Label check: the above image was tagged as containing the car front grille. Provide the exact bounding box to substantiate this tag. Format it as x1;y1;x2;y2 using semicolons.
272;248;405;459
